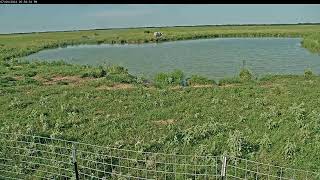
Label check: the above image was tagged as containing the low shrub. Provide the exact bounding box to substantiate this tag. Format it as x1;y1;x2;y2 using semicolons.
106;74;136;83
283;139;298;160
81;70;102;78
227;130;245;157
49;60;70;66
81;66;108;78
0;76;16;87
259;133;272;151
81;65;138;84
21;77;40;85
57;81;69;85
239;68;253;81
188;75;215;86
154;70;184;87
259;74;276;82
136;76;149;85
218;77;241;86
304;69;314;79
24;71;37;77
107;65;128;75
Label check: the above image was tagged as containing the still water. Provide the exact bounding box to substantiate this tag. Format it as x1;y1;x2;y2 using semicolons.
23;38;320;79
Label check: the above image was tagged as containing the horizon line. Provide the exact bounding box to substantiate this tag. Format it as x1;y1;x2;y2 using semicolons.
1;22;320;36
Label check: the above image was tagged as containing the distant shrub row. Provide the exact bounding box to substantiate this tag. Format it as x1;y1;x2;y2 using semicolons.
81;65;138;84
153;67;319;87
79;64;318;88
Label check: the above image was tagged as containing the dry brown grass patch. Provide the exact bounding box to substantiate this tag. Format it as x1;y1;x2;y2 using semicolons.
153;119;176;126
218;84;239;88
34;75;90;85
13;76;24;80
96;83;134;90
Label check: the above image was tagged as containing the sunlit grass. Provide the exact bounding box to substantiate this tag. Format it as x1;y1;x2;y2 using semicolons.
1;60;320;173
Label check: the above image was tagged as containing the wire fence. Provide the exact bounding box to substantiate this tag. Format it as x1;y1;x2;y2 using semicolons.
0;132;319;180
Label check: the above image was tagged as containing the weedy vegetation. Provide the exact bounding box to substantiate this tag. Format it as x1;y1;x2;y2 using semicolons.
0;24;320;177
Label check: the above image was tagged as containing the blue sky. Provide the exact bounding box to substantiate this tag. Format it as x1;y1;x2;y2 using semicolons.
1;4;320;34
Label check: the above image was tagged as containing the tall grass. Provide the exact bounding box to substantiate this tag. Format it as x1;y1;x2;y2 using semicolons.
154;69;184;87
1;24;320;177
302;33;320;53
1;60;320;175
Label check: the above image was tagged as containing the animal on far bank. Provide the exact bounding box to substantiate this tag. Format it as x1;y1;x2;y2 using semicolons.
153;32;163;38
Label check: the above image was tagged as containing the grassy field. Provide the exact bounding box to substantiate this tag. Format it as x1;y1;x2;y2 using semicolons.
1;60;320;172
1;24;320;61
1;24;320;178
302;33;320;53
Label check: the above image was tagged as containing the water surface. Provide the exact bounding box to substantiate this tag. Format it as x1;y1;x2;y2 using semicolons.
23;38;320;79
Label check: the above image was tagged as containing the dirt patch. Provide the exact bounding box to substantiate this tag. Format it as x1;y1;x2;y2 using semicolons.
96;83;135;90
153;119;176;126
13;76;24;80
191;84;214;88
47;76;86;85
170;84;214;90
34;75;90;85
260;83;281;88
33;75;45;81
260;84;274;88
218;84;239;88
94;110;105;115
97;84;214;91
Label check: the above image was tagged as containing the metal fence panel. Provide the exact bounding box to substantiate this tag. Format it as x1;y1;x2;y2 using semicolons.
0;132;319;180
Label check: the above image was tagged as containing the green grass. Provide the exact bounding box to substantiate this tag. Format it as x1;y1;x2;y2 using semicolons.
154;69;184;87
1;61;320;174
1;24;320;178
302;33;320;53
1;24;320;61
188;75;215;86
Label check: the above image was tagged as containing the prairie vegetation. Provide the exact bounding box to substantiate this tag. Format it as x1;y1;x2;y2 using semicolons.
1;60;320;173
301;33;320;53
1;24;320;177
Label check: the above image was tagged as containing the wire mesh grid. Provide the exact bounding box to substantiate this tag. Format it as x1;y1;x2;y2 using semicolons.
75;142;221;180
0;132;74;179
225;156;320;180
0;132;319;180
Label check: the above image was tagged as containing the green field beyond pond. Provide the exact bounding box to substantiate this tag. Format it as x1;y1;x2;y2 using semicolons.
1;24;320;177
1;24;320;61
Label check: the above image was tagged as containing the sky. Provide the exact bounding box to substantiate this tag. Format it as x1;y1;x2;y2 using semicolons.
1;4;320;34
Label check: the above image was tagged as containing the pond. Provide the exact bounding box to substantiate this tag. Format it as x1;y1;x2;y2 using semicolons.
23;38;320;79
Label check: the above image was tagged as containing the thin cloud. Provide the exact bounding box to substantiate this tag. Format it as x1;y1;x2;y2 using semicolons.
88;9;155;18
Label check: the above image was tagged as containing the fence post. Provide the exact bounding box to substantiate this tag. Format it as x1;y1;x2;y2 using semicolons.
72;143;80;180
221;156;227;179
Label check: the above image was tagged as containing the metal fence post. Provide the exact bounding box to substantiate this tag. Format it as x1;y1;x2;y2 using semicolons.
221;156;227;179
72;143;80;180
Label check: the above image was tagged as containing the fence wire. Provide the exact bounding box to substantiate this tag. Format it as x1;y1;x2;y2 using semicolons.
0;132;319;180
